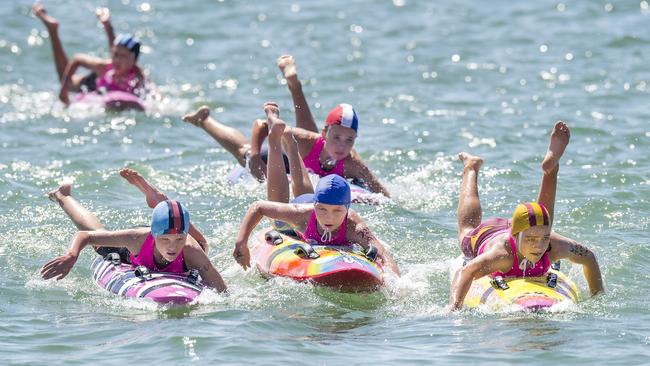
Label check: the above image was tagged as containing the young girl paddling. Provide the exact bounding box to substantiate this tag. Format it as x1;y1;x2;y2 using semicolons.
40;178;226;292
33;3;146;106
182;56;389;196
449;121;603;310
231;102;400;274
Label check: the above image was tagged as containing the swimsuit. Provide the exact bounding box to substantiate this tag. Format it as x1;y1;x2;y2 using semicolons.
129;232;187;273
302;137;345;177
298;210;349;246
462;217;550;277
96;64;140;95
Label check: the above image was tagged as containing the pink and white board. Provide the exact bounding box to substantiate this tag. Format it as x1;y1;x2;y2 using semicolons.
90;255;202;305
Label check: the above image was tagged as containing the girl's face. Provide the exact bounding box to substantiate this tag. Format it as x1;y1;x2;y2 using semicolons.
111;45;136;75
322;125;356;161
517;226;551;264
154;233;187;262
314;202;347;232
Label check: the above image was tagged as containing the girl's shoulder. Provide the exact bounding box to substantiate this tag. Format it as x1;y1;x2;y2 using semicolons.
483;233;513;256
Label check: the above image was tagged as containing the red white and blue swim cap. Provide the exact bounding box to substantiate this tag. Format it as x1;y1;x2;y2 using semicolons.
151;200;190;237
325;103;358;132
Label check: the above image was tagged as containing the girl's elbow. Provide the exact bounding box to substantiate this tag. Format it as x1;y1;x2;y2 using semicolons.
75;231;91;242
251;201;263;211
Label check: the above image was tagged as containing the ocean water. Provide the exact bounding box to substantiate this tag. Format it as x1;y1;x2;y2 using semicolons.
1;0;649;364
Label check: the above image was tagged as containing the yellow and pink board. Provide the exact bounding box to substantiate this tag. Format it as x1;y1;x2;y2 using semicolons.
464;269;582;311
251;229;384;292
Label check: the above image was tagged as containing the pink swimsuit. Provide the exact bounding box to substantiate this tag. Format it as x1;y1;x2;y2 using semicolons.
299;211;349;246
96;64;140;94
302;137;345;177
464;218;551;278
129;233;186;273
478;235;550;277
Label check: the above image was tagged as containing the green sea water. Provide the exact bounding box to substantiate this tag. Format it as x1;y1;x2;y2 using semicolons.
1;0;649;364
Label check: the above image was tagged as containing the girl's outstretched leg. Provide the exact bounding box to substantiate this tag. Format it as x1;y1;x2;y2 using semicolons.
537;121;570;225
48;184;104;231
119;168;168;208
456;152;484;246
119;168;209;253
282;127;313;198
33;3;68;82
264;102;290;203
277;55;318;133
183;106;250;167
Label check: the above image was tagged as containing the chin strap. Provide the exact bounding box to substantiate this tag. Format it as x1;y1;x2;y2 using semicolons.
519;258;530;271
517;232;530;271
320;158;337;172
320;229;333;243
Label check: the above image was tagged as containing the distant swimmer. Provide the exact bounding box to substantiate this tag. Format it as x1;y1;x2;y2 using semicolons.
449;121;604;310
32;3;146;108
230;102;400;274
181;54;389;197
40;175;226;293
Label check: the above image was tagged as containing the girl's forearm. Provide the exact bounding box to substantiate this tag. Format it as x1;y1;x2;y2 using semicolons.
584;257;604;295
236;204;263;245
67;231;90;257
449;269;473;310
188;223;208;252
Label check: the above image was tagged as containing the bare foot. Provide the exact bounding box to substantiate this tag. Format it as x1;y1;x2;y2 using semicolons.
32;3;59;30
95;7;110;24
264;101;282;127
182;106;211;128
264;102;285;144
459;152;483;171
119;168;168;208
542;120;570;175
277;55;299;87
264;101;280;118
48;183;72;204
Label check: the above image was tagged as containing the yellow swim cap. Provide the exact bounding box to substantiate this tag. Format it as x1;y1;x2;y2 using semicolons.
511;202;550;236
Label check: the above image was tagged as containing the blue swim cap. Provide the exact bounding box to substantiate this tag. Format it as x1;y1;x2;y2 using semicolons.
151;200;190;237
114;33;141;59
313;175;351;208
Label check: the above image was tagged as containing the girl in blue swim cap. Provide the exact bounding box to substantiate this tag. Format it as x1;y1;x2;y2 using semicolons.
231;103;400;275
40;172;227;293
33;4;146;108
